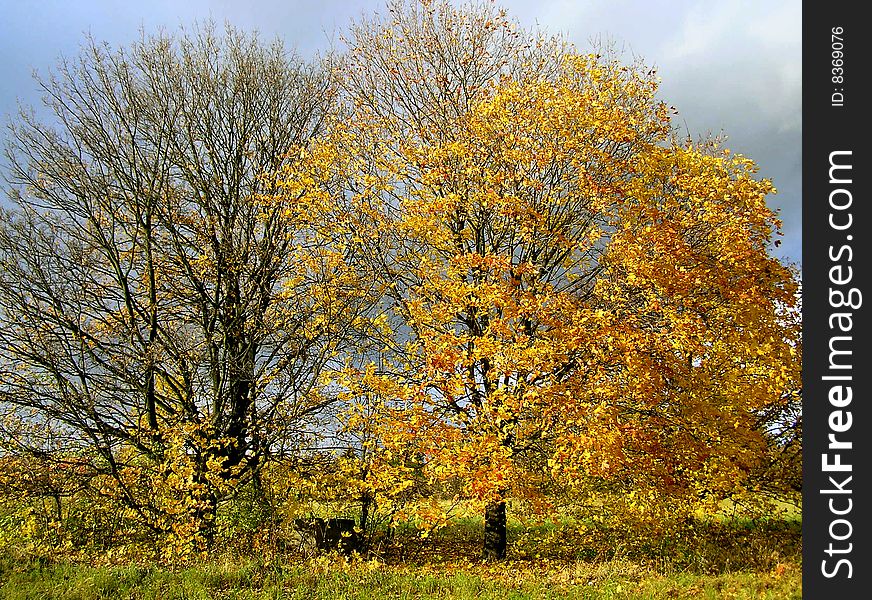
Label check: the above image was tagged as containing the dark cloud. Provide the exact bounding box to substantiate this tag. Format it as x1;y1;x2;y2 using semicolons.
0;0;800;263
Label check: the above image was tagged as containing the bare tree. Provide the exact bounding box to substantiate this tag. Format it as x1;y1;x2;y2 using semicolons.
0;24;365;544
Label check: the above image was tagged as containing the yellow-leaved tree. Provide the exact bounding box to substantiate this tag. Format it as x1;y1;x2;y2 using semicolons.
278;0;800;560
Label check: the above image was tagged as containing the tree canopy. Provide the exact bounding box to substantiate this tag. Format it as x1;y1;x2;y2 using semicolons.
0;1;800;562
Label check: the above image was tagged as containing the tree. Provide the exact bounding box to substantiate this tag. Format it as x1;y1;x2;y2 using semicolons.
283;0;801;559
0;24;367;552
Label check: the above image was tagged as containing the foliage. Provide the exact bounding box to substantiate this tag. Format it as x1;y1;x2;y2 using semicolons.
0;0;800;570
277;0;801;557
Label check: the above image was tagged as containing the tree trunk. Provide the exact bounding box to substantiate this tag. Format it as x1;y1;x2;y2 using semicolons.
188;487;217;550
483;500;507;560
360;491;372;534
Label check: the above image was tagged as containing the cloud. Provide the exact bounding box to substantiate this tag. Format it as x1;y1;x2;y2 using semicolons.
0;0;802;263
660;0;801;132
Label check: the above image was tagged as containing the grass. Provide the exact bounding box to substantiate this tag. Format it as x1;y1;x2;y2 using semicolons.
0;516;801;599
0;556;801;600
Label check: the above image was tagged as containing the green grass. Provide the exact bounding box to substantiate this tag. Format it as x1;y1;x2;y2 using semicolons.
0;556;801;600
0;501;802;599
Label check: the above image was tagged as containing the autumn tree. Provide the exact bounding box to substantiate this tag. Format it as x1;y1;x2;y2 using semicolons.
0;25;369;552
282;0;801;559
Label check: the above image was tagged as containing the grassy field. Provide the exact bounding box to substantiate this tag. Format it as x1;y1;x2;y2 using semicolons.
0;556;801;600
0;516;801;599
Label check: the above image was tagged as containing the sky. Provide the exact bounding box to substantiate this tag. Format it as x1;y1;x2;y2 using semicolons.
0;0;801;264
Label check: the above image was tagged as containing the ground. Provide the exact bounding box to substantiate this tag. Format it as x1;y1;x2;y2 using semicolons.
0;515;801;599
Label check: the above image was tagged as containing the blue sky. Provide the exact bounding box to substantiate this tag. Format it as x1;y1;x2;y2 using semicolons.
0;0;801;264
